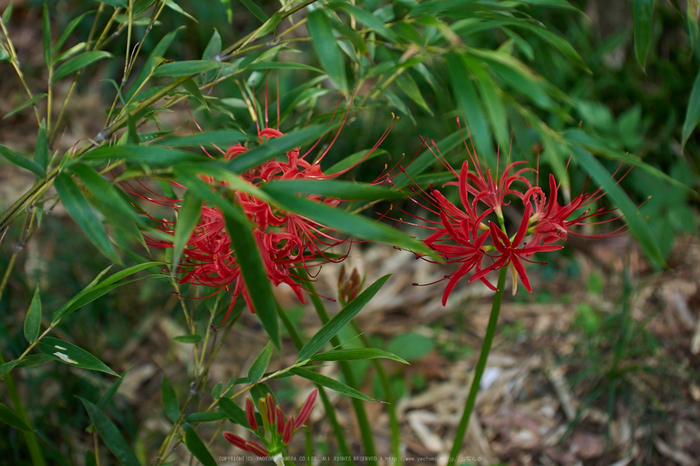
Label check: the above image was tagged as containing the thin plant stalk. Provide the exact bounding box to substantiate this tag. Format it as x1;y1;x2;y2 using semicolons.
447;267;507;466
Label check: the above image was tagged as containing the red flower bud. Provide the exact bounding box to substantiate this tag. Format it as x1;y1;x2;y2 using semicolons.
266;393;276;425
245;440;269;457
245;397;258;431
223;432;247;449
282;416;294;445
294;389;318;430
276;406;285;435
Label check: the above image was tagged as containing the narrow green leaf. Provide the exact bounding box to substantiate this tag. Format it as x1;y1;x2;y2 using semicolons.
264;179;405;201
682;67;700;148
289;368;373;401
182;423;216;466
395;72;433;115
96;368;130;410
80;399;140;466
155;129;249;148
0;145;45;178
54;13;89;56
16;354;53;368
174;171;280;348
240;0;268;22
54;173;120;263
35;122;48;171
307;9;347;92
174;334;203;344
247;342;273;384
261;185;431;255
38;337;119;376
633;0;654;70
518;22;590;72
310;348;409;364
325;148;387;175
298;275;390;361
570;147;665;267
96;0;128;7
225;124;333;173
71;163;145;246
3;93;47;120
515;0;580;11
152;60;227;78
248;61;323;73
23;285;42;344
161;376;179;423
2;2;12;23
0;360;20;378
165;0;196;21
171;190;202;273
125;28;182;102
341;4;398;42
42;2;51;66
185;412;227;423
218;398;249;428
53;51;112;82
202;29;222;61
52;262;162;323
81;144;207;167
0;403;31;432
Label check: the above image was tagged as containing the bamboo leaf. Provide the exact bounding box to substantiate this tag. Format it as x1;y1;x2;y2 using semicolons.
0;145;45;178
54;13;89;55
182;423;216;466
682;67;700;148
81;144;208;167
310;348;409;364
185;412;227;423
23;285;42;344
298;275;390;361
125;28;183;102
0;403;31;432
264;179;405;200
240;0;268;22
154;129;250;148
161;376;179;423
53;51;112;82
218;398;249;429
42;2;51;66
38;337;119;376
290;368;373;401
152;60;227;78
54;173;120;263
633;0;654;70
35;122;48;172
3;94;47;120
307;8;347;92
80;399;140;466
172;190;202;274
248;342;274;384
174;334;204;344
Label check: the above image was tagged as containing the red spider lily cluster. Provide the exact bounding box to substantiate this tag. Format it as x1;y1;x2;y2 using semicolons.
131;105;394;326
223;390;318;458
392;119;626;305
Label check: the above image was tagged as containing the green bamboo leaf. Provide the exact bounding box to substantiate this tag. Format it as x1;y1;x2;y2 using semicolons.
225;124;333;173
0;360;20;378
0;145;45;178
247;342;273;384
54;173;120;263
80;399;140;466
203;29;221;61
35;122;48;172
264;179;405;201
517;22;590;72
155;129;250;148
0;403;31;432
307;9;347;92
174;334;204;344
3;93;47;120
298;275;390;361
71;163;145;246
325;149;387;175
185;412;227;423
570;147;665;267
96;0;127;7
682;68;700;148
125;28;182;102
16;354;53;368
290;368;373;401
261;185;431;255
218;398;249;428
172;190;202;273
310;348;409;364
165;0;196;21
38;337;119;376
161;376;179;423
152;60;227;78
53;51;112;82
240;0;268;22
96;368;130;410
2;2;12;23
248;61;324;73
182;423;216;466
23;285;42;344
340;4;398;42
633;0;654;70
515;0;580;11
173;171;280;348
42;2;51;66
395;72;434;115
463;55;509;155
81;144;208;167
54;13;89;56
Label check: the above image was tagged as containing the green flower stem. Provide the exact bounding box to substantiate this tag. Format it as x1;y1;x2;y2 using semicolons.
447;266;507;466
299;270;378;465
351;320;402;466
0;351;46;466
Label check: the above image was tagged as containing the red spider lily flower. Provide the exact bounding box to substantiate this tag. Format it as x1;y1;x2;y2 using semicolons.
398;118;628;303
223;389;318;457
